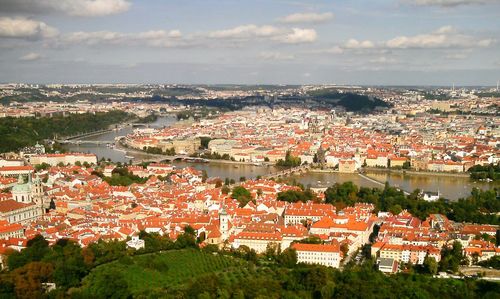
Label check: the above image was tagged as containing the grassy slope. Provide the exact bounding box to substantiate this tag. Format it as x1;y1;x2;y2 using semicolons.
80;249;246;295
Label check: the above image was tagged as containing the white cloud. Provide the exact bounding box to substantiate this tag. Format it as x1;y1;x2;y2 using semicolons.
278;28;317;44
408;0;499;7
344;39;375;49
310;25;493;58
259;51;295;60
208;24;316;44
385;26;494;49
168;30;182;38
0;0;131;17
208;25;282;39
311;46;344;54
60;29;190;48
0;17;58;39
445;53;467;59
278;12;334;24
369;56;397;64
19;52;42;61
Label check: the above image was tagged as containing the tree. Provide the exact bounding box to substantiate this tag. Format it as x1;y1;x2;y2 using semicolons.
221;185;230;195
175;230;197;249
49;198;56;210
84;267;130;299
439;241;465;273
48;240;88;289
235;245;258;263
324;182;359;209
276;151;301;167
277;248;297;268
423;256;438;275
200;137;212;149
184;225;196;236
277;189;316;203
340;243;349;258
265;243;279;260
11;262;54;299
231;186;253;207
7;235;50;270
35;162;50;171
295;236;323;244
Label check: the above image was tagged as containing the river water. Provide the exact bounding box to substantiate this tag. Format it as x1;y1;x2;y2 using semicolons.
64;115;178;163
63;116;498;200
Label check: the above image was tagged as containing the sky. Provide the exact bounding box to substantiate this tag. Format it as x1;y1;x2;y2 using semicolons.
0;0;499;85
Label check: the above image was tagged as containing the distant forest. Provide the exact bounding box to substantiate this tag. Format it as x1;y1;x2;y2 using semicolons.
0;111;131;153
137;90;392;113
2;86;392;114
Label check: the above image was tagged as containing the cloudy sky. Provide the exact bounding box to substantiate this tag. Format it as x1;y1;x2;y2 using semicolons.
0;0;499;85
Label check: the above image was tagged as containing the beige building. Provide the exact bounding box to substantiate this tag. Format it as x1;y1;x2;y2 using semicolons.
389;157;408;168
365;156;388;168
0;200;42;224
0;220;24;239
29;153;97;166
232;231;282;254
338;159;357;173
443;161;464;172
292;243;341;268
159;138;201;155
208;139;238;156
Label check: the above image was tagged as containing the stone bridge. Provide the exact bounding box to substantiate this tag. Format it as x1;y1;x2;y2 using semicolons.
262;164;312;179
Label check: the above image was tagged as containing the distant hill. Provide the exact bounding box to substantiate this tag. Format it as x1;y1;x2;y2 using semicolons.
308;89;392;112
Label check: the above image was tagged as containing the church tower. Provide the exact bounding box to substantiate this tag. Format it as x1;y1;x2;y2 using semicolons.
219;208;230;239
32;174;44;205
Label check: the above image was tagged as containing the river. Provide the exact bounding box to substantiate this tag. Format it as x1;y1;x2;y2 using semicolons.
64;115;179;163
63;115;497;200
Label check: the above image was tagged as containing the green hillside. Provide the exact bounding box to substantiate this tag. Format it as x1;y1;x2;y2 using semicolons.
78;249;245;296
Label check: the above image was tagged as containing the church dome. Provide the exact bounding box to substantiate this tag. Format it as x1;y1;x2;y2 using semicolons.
12;175;32;193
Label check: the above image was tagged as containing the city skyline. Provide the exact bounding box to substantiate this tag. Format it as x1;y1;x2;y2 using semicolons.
0;0;499;85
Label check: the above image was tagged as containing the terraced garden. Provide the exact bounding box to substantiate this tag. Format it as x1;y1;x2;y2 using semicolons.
79;249;247;296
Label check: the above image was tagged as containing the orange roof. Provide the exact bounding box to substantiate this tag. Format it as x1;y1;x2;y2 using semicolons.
0;166;34;171
311;217;335;229
0;200;32;213
292;242;340;253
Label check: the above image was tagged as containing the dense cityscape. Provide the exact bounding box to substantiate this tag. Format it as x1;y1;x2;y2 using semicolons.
0;0;499;298
0;83;498;298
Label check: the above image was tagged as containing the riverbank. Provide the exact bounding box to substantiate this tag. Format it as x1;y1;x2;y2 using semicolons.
116;141;278;167
309;167;472;179
363;167;471;178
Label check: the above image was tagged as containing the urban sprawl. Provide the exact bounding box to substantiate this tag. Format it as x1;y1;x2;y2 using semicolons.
0;83;498;277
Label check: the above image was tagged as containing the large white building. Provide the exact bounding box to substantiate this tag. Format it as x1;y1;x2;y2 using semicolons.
0;175;45;225
292;242;341;268
29;153;97;166
231;231;282;254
